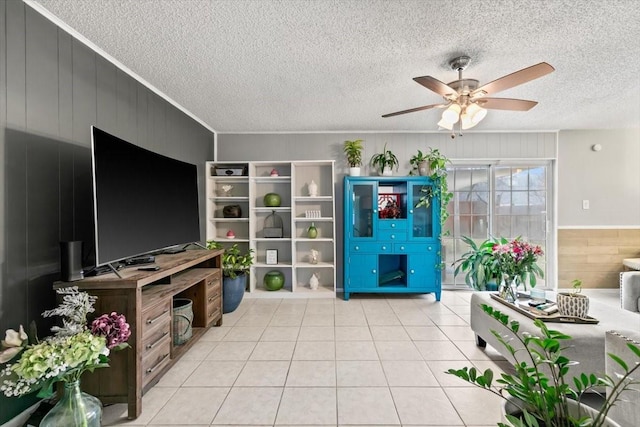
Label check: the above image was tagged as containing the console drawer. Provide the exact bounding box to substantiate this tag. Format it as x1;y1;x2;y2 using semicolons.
350;243;392;253
142;318;171;356
378;220;407;230
141;300;171;337
206;273;221;299
207;296;222;325
394;243;439;253
142;339;171;388
378;231;407;242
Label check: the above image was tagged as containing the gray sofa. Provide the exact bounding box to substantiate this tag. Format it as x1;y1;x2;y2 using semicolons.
620;271;640;313
605;329;640;427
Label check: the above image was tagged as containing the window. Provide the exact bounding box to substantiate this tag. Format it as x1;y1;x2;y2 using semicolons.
442;163;552;289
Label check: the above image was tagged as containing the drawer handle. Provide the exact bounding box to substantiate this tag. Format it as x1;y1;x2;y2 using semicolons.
400;246;405;251
355;246;360;251
146;353;169;374
390;235;395;239
146;331;169;350
209;309;220;318
381;246;387;250
146;309;169;325
391;223;395;228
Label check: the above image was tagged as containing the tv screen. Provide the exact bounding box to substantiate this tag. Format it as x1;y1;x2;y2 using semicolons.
91;126;201;266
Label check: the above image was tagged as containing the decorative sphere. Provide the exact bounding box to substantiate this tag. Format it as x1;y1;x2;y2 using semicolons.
263;270;285;291
263;193;281;207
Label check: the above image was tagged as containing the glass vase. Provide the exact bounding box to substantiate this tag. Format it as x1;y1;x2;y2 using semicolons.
499;276;520;303
40;380;102;427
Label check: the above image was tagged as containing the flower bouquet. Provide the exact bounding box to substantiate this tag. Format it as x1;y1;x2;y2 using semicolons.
0;286;130;426
491;237;544;301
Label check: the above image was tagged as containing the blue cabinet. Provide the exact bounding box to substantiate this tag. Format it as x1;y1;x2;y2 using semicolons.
343;176;441;301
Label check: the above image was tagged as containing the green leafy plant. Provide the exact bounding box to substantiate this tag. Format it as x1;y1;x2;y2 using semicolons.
447;304;640;427
414;148;452;233
570;278;583;296
369;143;399;173
452;236;501;290
408;149;429;175
207;241;254;279
343;139;364;167
0;287;130;398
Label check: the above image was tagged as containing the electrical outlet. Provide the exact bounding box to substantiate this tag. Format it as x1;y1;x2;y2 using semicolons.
582;200;590;210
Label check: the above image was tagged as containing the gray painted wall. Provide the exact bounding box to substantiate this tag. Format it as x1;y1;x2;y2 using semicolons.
0;2;214;423
557;129;640;227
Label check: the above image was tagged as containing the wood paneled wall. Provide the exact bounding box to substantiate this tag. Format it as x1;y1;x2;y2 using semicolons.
558;229;640;289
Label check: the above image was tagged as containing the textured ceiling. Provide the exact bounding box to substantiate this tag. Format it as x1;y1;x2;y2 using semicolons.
31;0;640;133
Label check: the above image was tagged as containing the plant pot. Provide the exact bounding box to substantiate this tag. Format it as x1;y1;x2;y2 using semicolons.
223;274;247;313
418;161;431;176
349;167;361;176
503;396;620;427
556;292;589;318
380;167;393;176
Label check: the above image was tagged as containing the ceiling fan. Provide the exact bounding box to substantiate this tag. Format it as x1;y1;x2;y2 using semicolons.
382;56;555;134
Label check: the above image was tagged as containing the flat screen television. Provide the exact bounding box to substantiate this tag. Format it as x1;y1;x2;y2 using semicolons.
91;126;201;267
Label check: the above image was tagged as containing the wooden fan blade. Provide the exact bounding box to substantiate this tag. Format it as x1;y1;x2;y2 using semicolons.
382;103;445;118
476;98;538;111
413;76;457;97
471;62;555;97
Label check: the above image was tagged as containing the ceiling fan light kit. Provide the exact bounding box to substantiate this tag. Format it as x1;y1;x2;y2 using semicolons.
383;56;555;136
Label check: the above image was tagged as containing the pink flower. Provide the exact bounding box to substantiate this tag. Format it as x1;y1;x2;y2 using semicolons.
91;312;131;349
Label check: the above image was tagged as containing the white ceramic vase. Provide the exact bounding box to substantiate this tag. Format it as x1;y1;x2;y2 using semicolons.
349;167;361;176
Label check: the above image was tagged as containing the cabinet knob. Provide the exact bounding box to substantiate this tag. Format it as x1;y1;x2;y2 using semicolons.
381;246;387;250
391;223;395;228
372;269;377;274
355;246;359;251
410;269;415;274
400;246;405;251
390;235;395;239
409;209;414;214
428;246;432;251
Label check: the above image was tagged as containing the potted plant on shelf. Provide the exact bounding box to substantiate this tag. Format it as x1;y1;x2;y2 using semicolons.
452;236;501;291
557;278;590;318
207;241;254;313
370;143;399;176
409;147;450;176
414;148;452;232
447;304;640;427
343;139;364;176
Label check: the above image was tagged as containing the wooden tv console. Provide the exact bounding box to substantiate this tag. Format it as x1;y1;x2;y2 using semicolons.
54;249;224;419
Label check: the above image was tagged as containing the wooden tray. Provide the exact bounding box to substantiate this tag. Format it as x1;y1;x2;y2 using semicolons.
489;293;599;324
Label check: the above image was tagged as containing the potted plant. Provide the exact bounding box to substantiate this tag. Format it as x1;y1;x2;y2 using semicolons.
343;139;364;176
447;304;640;427
369;143;399;176
207;241;254;313
409;147;449;176
414;148;452;232
409;149;430;176
557;278;590;318
452;236;501;291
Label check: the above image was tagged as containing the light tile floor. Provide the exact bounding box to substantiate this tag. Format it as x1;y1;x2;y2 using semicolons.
103;289;620;426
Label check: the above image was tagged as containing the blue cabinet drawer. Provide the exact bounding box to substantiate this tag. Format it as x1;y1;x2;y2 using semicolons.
378;220;407;230
394;243;439;253
378;231;407;242
350;243;392;253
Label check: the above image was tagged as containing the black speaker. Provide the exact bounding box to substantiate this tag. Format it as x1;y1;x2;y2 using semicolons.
60;241;84;282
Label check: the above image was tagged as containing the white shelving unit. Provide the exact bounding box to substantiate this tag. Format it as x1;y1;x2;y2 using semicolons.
206;160;336;298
